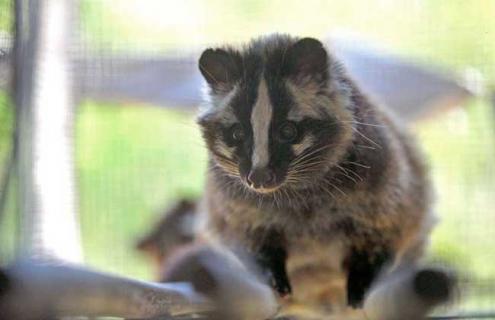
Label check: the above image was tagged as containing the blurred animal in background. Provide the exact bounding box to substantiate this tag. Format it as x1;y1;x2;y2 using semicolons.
136;199;198;277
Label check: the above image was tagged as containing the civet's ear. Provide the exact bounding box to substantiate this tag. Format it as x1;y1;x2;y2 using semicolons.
285;37;329;84
199;48;240;90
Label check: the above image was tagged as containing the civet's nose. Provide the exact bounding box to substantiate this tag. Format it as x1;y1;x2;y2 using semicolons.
247;167;275;189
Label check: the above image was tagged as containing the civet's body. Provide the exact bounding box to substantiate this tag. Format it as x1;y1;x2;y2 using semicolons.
196;34;434;310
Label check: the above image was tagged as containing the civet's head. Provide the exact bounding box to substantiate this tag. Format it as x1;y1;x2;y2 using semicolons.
198;35;355;194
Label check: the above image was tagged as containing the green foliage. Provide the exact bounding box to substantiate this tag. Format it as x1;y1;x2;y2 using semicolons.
0;91;13;183
0;0;12;32
0;91;15;262
418;99;495;281
76;102;206;277
0;91;13;157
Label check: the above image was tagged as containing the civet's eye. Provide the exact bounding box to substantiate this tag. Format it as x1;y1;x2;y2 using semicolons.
231;124;245;142
278;122;298;143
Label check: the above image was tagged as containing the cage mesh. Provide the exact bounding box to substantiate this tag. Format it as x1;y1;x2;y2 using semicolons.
1;0;494;317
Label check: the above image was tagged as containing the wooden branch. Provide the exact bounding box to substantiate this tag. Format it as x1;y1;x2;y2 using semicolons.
160;244;279;320
0;261;213;319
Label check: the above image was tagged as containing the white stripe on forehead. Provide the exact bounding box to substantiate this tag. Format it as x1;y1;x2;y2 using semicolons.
251;79;273;168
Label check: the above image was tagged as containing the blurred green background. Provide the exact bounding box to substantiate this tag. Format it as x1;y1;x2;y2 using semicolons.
1;0;495;312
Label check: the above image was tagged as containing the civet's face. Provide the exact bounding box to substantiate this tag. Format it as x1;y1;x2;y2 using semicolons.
198;36;354;194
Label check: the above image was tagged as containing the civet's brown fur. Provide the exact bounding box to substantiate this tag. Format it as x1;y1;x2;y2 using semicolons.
194;34;435;312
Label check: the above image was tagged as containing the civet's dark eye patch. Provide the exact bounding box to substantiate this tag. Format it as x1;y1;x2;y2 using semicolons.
277;121;299;144
229;124;245;144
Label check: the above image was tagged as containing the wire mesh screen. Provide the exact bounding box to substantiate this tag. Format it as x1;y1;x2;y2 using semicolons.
1;0;495;317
